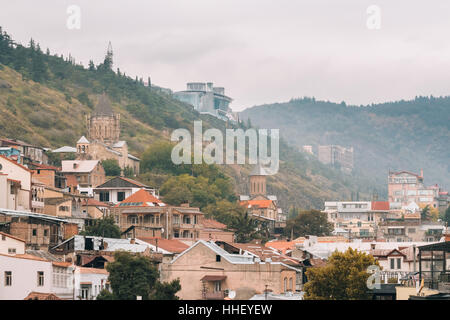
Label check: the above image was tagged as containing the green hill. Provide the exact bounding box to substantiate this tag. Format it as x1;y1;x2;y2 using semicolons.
240;97;450;192
0;27;383;212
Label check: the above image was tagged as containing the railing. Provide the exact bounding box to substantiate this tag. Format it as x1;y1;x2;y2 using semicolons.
204;291;225;300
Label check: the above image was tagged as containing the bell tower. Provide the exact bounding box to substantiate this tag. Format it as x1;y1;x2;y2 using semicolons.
249;164;268;197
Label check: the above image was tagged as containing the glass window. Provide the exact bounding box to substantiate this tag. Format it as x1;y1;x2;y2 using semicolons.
5;271;12;286
37;271;44;286
117;192;126;202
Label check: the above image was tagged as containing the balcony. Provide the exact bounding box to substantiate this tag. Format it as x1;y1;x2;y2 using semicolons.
204;291;225;300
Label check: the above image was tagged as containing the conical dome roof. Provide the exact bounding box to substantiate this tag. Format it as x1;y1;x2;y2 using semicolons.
93;93;114;116
77;136;90;144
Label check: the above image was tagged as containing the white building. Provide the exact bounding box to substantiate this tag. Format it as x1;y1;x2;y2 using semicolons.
74;267;110;300
0;253;73;300
93;176;158;205
0;232;25;255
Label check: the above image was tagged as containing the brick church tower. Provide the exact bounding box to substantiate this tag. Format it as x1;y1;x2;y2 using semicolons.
86;93;120;144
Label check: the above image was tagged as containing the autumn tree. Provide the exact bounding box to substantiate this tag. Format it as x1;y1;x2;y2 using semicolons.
304;248;378;300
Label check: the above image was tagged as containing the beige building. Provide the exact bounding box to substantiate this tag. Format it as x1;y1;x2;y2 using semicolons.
388;170;441;210
61;160;106;197
160;240;302;300
318;145;354;173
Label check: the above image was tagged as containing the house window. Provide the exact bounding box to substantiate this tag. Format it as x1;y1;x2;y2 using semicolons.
5;271;12;286
127;215;138;224
44;229;48;237
117;192;126;202
390;259;395;270
214;281;221;292
81;285;90;300
99;192;110;202
216;255;221;262
32;229;37;236
8;248;16;254
37;271;44;286
397;258;401;270
1;235;5;241
284;277;288;292
408;228;416;233
289;278;293;291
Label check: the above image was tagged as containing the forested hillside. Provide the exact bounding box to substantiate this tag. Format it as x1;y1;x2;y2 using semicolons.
0;27;383;214
240;97;450;190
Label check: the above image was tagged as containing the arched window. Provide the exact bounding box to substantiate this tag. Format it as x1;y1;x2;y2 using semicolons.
289;278;293;291
284;277;288;292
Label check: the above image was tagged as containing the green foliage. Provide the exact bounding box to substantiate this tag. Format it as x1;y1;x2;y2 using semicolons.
149;279;181;300
105;251;181;300
284;209;333;238
444;206;450;225
123;166;134;178
76;91;93;108
421;205;431;221
101;159;122;177
96;289;115;300
106;251;159;300
304;248;378;300
80;217;121;238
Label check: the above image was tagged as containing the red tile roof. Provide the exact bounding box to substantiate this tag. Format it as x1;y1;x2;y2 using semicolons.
30;163;61;171
115;189;164;207
138;237;189;254
371;201;390;211
0;231;26;243
83;198;110;207
77;267;109;275
201;219;227;230
24;292;62;300
239;199;273;209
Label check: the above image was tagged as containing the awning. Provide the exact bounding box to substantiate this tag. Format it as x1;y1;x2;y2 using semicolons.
200;275;227;282
80;282;92;285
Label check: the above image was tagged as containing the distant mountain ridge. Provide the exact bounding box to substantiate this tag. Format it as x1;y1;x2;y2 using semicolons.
240;96;450;191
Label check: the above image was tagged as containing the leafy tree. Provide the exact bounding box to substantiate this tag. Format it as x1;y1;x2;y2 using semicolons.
101;159;122;176
230;211;268;243
123;166;134;178
96;289;115;300
80;217;121;238
284;209;333;238
149;279;181;300
421;205;431;221
443;206;450;225
105;251;181;300
304;248;378;300
106;251;159;300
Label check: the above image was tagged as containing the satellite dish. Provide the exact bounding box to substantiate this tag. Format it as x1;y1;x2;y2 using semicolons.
228;290;236;299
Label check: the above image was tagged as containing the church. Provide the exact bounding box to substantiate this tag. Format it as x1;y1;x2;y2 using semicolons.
75;94;140;175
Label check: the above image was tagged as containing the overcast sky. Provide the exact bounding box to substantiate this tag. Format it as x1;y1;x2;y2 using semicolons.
2;1;450;111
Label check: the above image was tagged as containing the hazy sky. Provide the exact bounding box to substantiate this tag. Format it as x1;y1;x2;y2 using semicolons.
2;0;450;111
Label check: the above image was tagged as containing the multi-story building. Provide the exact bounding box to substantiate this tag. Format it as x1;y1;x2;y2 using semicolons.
160;240;303;300
318;145;354;173
0;138;48;165
93;176;158;205
0;155;32;211
323;201;391;239
112;189;234;244
60;160;106;197
173;82;234;121
388;170;441;209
